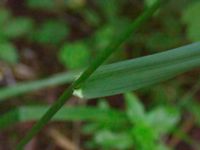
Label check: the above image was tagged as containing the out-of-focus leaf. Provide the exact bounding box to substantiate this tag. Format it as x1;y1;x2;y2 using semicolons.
162;16;182;36
95;0;123;22
94;130;133;149
131;123;169;150
145;0;158;7
97;99;110;109
74;42;200;99
59;42;91;69
124;92;146;124
0;70;79;101
3;17;33;38
64;0;86;9
94;19;130;51
147;106;180;135
146;32;180;52
186;23;200;42
131;123;157;150
32;20;69;45
0;9;11;25
182;1;200;41
0;106;126;130
83;9;100;26
0;42;19;64
82;123;100;134
94;25;116;51
150;86;169;105
185;100;200;126
155;144;170;150
26;0;55;10
27;0;85;10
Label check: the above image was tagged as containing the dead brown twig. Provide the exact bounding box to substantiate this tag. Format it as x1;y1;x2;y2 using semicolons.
48;128;82;150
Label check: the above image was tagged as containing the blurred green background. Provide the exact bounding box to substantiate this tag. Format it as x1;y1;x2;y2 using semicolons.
0;0;200;150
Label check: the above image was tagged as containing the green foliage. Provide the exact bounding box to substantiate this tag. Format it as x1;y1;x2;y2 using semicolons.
182;1;200;41
3;17;34;39
0;9;33;42
145;0;158;7
146;32;180;52
17;2;162;148
83;9;100;26
95;0;123;22
185;100;200;126
0;42;19;64
128;93;179;150
0;9;11;25
147;106;180;135
83;92;179;150
74;42;200;99
1;1;200;149
58;42;91;69
26;0;55;10
131;123;157;150
0;105;126;130
64;0;86;9
94;130;133;150
26;0;85;10
94;25;115;51
31;20;69;45
0;70;79;101
93;19;130;51
124;93;146;124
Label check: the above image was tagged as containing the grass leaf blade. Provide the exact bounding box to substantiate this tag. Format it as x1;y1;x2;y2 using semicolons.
74;42;200;99
0;106;126;130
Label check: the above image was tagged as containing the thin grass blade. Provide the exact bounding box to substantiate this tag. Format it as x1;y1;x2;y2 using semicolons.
0;70;79;101
0;106;126;130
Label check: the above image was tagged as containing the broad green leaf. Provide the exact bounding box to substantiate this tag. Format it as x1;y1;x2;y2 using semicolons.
32;20;69;45
182;1;200;41
0;106;126;130
124;92;146;124
59;42;91;69
3;17;33;38
147;106;180;135
74;42;200;99
0;42;19;64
